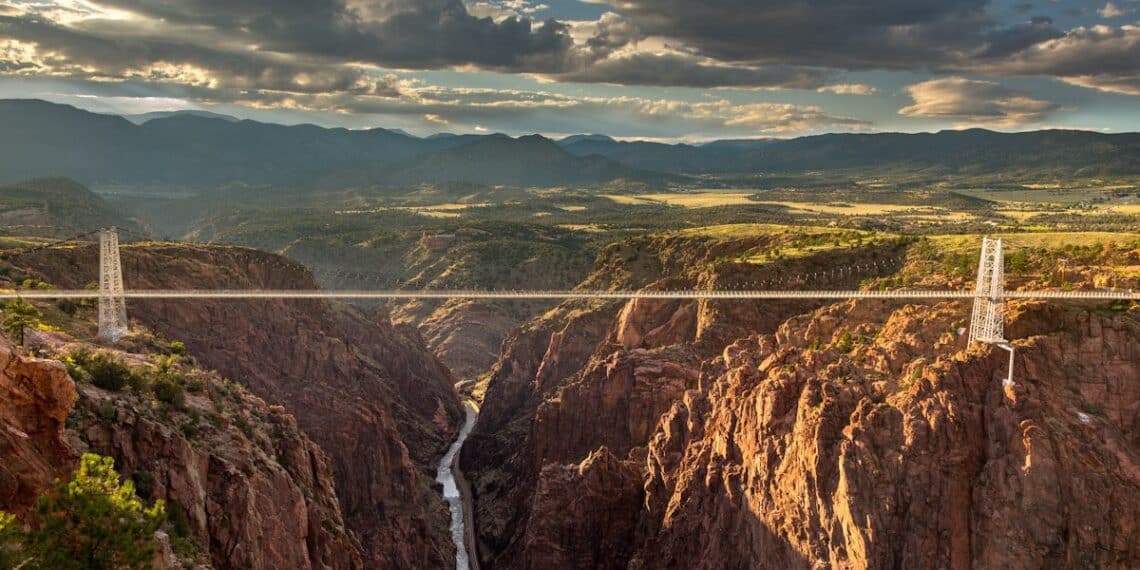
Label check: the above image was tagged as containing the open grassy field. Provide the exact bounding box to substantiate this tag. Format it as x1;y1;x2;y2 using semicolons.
929;231;1140;252
753;201;957;217
602;191;758;208
673;223;849;239
0;236;53;250
670;223;893;264
601;191;974;222
954;187;1129;205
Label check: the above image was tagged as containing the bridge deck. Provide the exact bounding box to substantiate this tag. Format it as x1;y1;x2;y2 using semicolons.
0;289;1135;300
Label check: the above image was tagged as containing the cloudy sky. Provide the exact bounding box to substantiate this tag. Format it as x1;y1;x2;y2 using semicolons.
1;0;1139;139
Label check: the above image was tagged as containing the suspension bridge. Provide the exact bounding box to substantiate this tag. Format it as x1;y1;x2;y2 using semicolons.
1;228;1136;383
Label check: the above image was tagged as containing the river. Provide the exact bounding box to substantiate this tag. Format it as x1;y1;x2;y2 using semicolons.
436;400;479;570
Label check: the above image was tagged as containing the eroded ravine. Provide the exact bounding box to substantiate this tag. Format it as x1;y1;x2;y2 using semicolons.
437;400;480;570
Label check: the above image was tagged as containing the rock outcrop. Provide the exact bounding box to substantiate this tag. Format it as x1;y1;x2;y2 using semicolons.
0;336;363;569
462;233;1140;568
18;243;465;568
630;300;1140;569
0;338;77;518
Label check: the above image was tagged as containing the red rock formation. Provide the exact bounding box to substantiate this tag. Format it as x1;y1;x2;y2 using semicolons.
0;338;77;518
463;233;1140;569
633;301;1140;569
0;337;363;569
18;244;464;568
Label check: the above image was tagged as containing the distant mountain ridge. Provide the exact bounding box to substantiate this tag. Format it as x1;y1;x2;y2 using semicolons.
1;99;1138;192
380;134;666;187
125;110;241;124
556;129;1140;176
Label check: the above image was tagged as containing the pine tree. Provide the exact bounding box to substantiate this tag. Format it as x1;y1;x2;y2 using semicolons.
22;453;166;569
1;298;42;346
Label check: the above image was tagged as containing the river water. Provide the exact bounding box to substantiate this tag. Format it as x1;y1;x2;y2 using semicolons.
436;401;478;570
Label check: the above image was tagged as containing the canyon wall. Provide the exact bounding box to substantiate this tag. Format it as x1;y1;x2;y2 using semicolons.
18;243;465;568
462;235;1140;568
0;336;362;568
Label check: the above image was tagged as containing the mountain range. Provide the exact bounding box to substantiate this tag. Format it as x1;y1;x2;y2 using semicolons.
1;99;1138;192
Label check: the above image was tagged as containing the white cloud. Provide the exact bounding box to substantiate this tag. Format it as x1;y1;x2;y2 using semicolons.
979;24;1140;95
1097;2;1126;18
465;0;550;21
899;77;1060;127
817;83;878;95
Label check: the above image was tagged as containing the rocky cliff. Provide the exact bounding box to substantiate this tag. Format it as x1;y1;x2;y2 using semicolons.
462;231;1140;568
0;337;77;520
15;242;465;568
0;334;362;569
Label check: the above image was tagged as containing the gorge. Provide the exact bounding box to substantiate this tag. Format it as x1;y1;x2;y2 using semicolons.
1;194;1138;569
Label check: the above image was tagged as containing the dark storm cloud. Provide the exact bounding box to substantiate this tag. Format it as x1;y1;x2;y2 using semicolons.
588;0;1138;93
0;13;402;95
1;0;1138;108
982;23;1140;94
84;0;576;72
0;0;845;90
976;16;1064;57
590;0;996;69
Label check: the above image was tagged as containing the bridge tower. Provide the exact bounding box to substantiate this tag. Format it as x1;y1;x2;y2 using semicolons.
97;227;129;341
968;237;1014;385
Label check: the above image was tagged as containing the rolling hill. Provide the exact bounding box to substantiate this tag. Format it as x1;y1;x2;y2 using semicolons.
0;177;145;234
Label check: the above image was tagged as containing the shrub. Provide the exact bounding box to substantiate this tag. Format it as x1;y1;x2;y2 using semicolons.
126;369;150;392
233;415;254;439
1005;250;1031;273
67;346;93;366
9;453;166;569
87;352;132;391
186;378;205;394
833;330;854;353
168;341;187;356
63;361;87;382
180;420;199;440
152;377;185;409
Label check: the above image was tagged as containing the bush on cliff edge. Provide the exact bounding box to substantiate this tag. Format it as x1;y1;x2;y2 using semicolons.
0;453;166;569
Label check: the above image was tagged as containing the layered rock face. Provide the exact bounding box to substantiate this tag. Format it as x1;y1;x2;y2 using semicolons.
20;244;464;568
631;300;1140;569
0;338;77;519
0;337;361;569
462;235;1140;569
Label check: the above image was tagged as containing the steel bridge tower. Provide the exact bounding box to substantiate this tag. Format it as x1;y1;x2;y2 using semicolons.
968;236;1015;385
97;227;129;341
